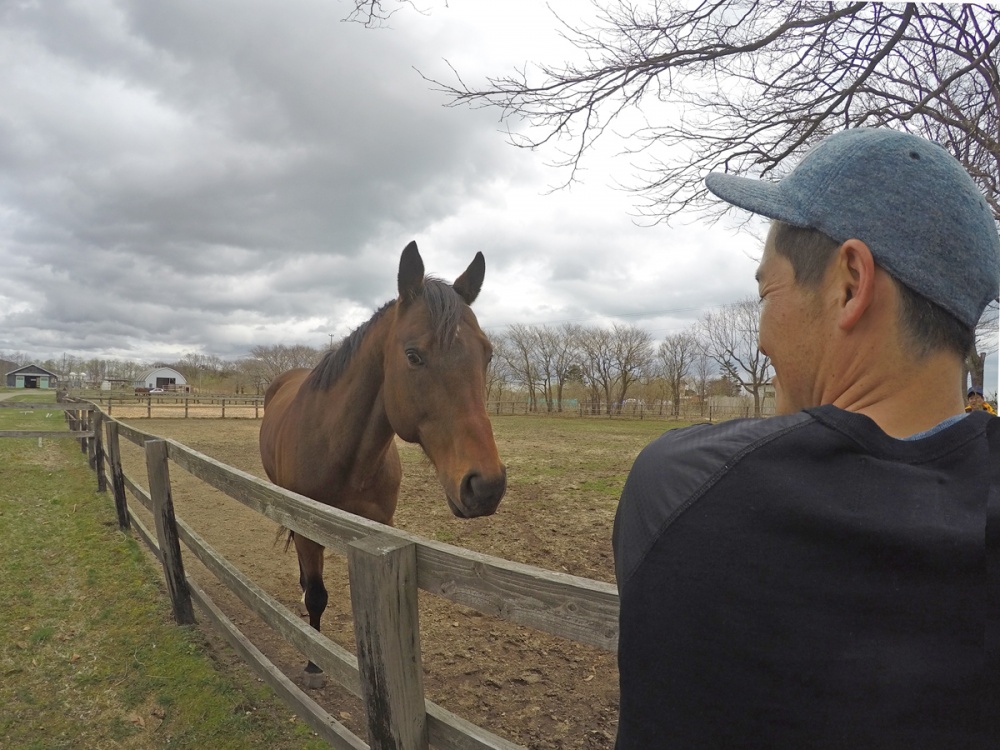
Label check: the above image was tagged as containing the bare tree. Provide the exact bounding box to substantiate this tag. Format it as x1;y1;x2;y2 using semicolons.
699;297;771;416
237;357;269;396
577;325;616;413
485;331;514;403
343;0;430;27
502;323;542;410
577;323;653;414
248;344;323;384
659;330;700;418
691;341;715;417
532;323;583;412
966;299;999;391
611;324;654;412
531;326;557;411
0;350;30;368
437;3;999;223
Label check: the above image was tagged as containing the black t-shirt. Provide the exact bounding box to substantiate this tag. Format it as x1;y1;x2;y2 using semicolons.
613;405;997;749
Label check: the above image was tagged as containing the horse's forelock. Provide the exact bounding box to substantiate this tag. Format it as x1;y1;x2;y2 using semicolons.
422;277;465;347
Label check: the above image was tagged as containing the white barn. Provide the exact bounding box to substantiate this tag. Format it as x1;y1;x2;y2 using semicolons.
134;367;190;393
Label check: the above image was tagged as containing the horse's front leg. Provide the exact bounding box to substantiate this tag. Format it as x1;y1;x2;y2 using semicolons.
293;533;328;688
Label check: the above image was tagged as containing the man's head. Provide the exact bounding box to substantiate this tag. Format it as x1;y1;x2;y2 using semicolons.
706;128;999;329
706;128;1000;414
767;221;975;361
968;386;985;407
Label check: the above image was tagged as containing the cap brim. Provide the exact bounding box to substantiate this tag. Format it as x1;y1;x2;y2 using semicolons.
705;173;807;227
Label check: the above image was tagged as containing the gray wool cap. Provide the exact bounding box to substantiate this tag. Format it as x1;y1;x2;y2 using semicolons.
705;128;1000;329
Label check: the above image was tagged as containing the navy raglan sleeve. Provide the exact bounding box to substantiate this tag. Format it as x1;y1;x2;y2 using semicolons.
613;416;807;593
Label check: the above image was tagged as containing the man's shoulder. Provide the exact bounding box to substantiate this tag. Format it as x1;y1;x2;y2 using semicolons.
632;411;814;476
613;412;817;590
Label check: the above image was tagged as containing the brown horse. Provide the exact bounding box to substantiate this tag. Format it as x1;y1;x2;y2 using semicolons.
259;240;506;681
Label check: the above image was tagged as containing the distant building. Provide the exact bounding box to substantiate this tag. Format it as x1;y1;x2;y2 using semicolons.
5;363;60;389
134;367;190;393
101;378;134;391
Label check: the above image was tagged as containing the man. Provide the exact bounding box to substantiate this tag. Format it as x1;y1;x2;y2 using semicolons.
613;128;999;749
967;385;997;415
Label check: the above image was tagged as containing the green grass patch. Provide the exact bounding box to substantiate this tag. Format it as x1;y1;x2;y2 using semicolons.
488;415;687;492
0;404;327;749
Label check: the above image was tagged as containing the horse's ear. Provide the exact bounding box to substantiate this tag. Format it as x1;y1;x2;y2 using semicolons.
398;241;425;303
453;252;485;305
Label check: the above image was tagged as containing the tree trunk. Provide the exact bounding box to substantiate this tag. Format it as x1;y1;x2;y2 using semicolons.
965;348;986;392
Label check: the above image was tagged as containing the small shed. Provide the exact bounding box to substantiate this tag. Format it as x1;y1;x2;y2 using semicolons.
134;367;190;393
6;363;60;389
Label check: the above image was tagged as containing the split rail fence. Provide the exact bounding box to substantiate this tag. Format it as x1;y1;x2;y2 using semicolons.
5;399;620;750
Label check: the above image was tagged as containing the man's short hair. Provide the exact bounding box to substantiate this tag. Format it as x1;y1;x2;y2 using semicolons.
769;220;974;360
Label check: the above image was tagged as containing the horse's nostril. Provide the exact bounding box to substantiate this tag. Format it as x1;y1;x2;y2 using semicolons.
460;469;507;513
461;471;480;501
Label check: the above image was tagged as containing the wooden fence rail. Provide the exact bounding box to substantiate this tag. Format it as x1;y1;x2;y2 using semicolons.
39;399;620;749
66;392;770;422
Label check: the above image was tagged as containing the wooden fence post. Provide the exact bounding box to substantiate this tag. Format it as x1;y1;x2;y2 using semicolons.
92;409;106;492
184;398;189;418
77;410;87;454
221;398;226;419
347;535;428;750
146;396;152;419
145;439;195;625
105;421;131;531
85;409;98;465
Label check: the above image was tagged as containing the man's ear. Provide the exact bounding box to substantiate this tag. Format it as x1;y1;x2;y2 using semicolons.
835;239;876;331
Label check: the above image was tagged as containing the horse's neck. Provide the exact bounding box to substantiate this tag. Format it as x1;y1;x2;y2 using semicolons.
313;318;396;474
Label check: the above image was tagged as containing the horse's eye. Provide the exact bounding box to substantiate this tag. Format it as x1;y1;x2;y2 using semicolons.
405;349;424;367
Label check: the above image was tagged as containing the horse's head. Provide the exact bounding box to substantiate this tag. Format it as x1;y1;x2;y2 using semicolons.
382;241;507;518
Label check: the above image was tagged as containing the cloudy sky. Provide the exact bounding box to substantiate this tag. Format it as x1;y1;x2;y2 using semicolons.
1;0;996;390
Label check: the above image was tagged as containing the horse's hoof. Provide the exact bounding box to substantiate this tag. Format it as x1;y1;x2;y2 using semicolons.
302;670;326;689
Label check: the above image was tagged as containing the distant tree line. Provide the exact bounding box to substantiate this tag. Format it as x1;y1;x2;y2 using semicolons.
2;299;776;412
488;297;772;417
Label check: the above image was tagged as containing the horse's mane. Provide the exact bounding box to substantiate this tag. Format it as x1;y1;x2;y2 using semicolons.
305;277;465;392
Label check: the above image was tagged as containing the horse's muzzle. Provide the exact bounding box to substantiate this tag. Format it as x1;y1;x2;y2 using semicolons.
450;467;507;518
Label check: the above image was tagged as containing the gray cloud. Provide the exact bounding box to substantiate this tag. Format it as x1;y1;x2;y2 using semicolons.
0;0;769;368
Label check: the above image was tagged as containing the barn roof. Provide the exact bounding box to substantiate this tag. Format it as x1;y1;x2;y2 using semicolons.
135;366;188;384
5;363;60;378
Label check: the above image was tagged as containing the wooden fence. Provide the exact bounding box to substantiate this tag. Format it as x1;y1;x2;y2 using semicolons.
70;392;769;423
30;399;620;750
0;401;107;492
82;393;265;419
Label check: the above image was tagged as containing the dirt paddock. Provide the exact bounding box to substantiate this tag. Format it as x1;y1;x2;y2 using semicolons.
112;414;677;748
